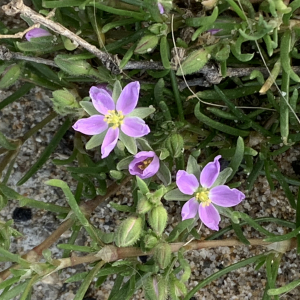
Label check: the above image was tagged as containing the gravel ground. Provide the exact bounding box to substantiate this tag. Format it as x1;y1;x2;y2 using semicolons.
1;83;300;300
1;2;300;299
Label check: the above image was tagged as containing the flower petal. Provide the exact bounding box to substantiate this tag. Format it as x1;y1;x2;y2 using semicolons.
101;127;119;158
72;115;108;135
129;151;159;179
116;82;140;115
25;28;51;41
176;170;199;195
198;203;221;231
181;198;199;220
90;86;115;115
209;185;245;207
200;155;221;188
121;117;150;138
158;3;165;14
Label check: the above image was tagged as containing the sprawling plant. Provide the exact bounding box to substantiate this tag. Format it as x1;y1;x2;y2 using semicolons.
1;0;300;299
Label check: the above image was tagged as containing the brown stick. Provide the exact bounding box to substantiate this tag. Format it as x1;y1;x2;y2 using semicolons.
0;176;131;281
1;0;119;73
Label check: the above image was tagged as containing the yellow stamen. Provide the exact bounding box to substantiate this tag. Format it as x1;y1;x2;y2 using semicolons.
195;190;211;207
137;158;153;170
104;110;124;129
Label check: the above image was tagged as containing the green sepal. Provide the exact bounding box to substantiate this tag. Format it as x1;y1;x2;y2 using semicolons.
119;131;137;155
116;155;133;170
85;131;106;150
156;161;171;186
126;107;155;119
164;188;191;201
80;100;98;116
211;167;233;187
112;80;122;104
186;155;200;179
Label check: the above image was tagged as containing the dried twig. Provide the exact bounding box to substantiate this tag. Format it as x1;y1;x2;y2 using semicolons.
0;45;57;67
1;0;119;73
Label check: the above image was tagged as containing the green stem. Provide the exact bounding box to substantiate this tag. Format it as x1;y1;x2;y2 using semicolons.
170;70;184;122
22;111;57;142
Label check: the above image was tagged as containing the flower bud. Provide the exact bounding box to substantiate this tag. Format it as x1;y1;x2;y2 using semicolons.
148;205;167;236
169;274;187;299
54;55;94;76
129;151;160;179
164;133;184;158
143;233;158;250
115;216;143;247
153;242;172;269
25;28;51;41
144;275;168;300
135;35;160;54
148;186;166;206
51;89;80;116
148;23;168;36
137;196;153;214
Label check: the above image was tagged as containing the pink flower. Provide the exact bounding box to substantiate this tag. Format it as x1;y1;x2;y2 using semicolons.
158;3;164;14
73;82;150;158
176;155;245;231
25;28;51;41
129;151;160;179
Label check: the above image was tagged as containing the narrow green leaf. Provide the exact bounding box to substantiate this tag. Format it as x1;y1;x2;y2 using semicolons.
0;64;21;90
167;219;195;242
268;279;300;296
156;161;171;186
17;118;71;185
231;221;250;245
126;107;155;119
0;83;34;110
194;103;249;137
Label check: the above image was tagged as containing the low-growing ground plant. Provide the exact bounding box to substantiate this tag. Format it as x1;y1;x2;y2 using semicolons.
1;0;300;299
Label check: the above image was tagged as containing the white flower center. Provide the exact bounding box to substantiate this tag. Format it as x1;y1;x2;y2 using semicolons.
195;189;211;207
103;110;124;129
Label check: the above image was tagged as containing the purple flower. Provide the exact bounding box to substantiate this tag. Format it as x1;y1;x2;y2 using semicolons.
73;82;150;158
177;155;245;231
158;3;164;14
207;29;222;35
129;151;160;179
25;28;51;41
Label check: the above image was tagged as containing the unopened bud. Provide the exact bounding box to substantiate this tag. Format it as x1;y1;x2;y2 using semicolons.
115;216;143;247
153;242;172;269
148;205;167;236
135;35;159;54
148;23;168;36
169;274;187;298
143;233;158;250
148;187;166;206
144;275;168;300
54;55;94;76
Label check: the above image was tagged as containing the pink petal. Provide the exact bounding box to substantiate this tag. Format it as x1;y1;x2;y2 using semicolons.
158;3;164;14
121;117;150;138
101;127;119;158
198;203;221;231
209;185;245;207
90;86;115;115
116;82;140;115
25;28;51;41
129;151;160;179
176;170;199;195
181;198;199;220
200;155;221;188
72;115;108;135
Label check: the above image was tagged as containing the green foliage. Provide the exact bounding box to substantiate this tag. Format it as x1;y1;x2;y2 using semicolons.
2;0;300;298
